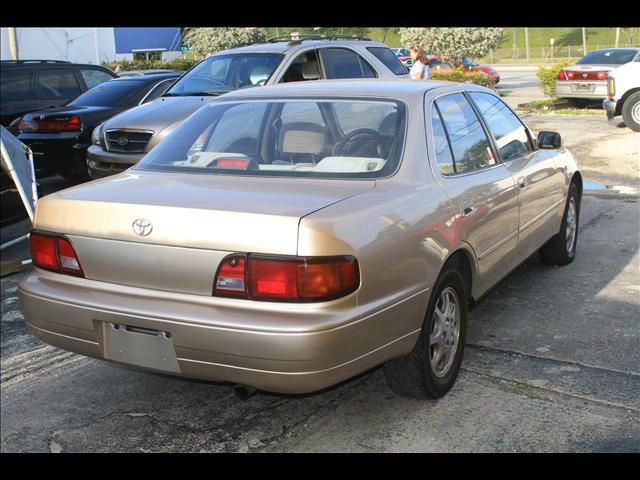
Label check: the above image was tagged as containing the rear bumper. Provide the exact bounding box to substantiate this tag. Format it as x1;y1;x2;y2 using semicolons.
18;269;426;394
18;133;86;174
86;145;143;179
603;98;618;120
555;81;608;100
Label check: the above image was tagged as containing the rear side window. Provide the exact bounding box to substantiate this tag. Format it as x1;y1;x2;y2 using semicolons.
281;50;322;83
367;47;407;75
469;92;532;161
0;69;32;101
435;93;496;174
430;105;455;175
36;69;81;99
80;69;115;89
322;48;377;79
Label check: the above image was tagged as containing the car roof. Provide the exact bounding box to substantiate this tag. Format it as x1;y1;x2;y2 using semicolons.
216;39;392;55
0;60;112;69
109;73;179;82
218;78;460;102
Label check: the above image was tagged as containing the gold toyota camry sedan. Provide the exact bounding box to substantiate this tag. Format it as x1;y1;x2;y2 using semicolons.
19;79;582;399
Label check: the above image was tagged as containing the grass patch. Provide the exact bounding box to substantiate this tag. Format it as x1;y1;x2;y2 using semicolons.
517;99;605;116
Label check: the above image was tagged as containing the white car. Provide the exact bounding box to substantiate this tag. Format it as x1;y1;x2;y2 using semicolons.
555;48;640;105
603;61;640;132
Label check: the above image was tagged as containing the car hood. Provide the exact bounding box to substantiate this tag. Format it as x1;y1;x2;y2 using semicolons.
102;96;218;132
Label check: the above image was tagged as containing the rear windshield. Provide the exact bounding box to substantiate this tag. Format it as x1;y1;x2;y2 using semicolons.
165;53;283;96
576;49;638;65
136;98;406;179
68;79;146;106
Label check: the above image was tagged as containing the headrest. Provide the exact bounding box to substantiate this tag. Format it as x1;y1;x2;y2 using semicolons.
302;62;321;80
249;66;271;84
280;123;326;154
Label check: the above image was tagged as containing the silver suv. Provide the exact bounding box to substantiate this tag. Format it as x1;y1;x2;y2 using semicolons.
87;36;408;178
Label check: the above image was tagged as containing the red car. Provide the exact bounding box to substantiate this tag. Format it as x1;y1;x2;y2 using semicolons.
426;55;499;85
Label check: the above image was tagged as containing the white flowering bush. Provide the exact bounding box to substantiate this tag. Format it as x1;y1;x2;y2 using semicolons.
184;28;267;57
398;27;503;61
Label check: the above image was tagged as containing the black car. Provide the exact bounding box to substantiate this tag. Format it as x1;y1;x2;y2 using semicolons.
1;60;117;128
15;73;179;180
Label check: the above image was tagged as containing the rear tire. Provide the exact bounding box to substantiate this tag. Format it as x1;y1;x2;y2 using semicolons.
621;91;640;133
383;264;468;399
539;182;580;266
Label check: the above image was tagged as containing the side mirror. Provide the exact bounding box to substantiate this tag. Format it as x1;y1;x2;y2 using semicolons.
537;131;562;149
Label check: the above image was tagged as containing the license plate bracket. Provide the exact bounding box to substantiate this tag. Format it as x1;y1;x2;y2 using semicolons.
102;322;180;373
576;83;591;92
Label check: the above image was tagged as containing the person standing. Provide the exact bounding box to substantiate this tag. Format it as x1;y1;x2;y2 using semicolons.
409;46;431;80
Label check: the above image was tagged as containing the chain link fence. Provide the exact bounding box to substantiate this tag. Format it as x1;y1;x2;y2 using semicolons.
479;44;639;65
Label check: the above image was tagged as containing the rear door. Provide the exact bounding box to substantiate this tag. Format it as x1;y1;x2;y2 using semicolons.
467;91;566;263
0;67;35;126
34;67;83;110
427;92;519;297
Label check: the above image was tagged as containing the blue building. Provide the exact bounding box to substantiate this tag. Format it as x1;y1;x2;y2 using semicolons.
113;27;182;61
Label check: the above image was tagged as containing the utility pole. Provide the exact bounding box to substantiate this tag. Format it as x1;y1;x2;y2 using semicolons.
8;27;19;60
525;27;530;63
93;28;100;65
615;28;620;48
512;28;517;58
582;27;587;55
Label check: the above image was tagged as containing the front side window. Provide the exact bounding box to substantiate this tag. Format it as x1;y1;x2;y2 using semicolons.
166;53;283;95
80;69;115;89
321;48;377;79
281;50;322;83
435;93;496;174
136;98;405;179
469;92;532;161
36;69;81;99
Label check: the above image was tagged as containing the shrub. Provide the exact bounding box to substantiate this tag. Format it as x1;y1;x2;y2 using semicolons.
102;58;203;73
431;67;495;89
536;60;572;98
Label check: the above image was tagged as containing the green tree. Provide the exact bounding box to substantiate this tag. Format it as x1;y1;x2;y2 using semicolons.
398;27;503;60
184;27;267;57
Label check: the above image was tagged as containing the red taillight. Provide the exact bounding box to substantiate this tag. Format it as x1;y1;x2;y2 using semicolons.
596;71;608;80
213;254;359;302
557;70;567;80
30;232;84;276
19;115;82;132
566;71;575;80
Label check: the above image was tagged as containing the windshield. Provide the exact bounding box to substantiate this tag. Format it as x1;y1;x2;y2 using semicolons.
136;98;406;179
165;53;283;96
68;79;146;107
577;49;638;65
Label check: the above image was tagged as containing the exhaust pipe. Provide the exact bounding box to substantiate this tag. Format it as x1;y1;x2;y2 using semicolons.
234;384;257;400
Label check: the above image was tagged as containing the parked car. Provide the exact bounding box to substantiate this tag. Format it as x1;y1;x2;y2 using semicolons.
117;69;184;78
19;80;582;399
391;47;413;68
556;48;640;105
14;73;179;180
603;61;640;132
426;55;454;73
87;36;408;179
458;57;500;84
1;60;117;128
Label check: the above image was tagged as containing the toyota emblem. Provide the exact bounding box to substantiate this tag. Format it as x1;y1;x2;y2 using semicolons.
132;218;153;236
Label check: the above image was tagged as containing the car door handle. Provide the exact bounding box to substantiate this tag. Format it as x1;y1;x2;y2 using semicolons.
517;177;528;190
460;201;477;218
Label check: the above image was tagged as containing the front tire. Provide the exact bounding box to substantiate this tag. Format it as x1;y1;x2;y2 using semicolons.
383;265;468;399
621;91;640;133
539;182;580;266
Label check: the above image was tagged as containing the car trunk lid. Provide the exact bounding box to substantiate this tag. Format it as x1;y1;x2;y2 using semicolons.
34;171;374;295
